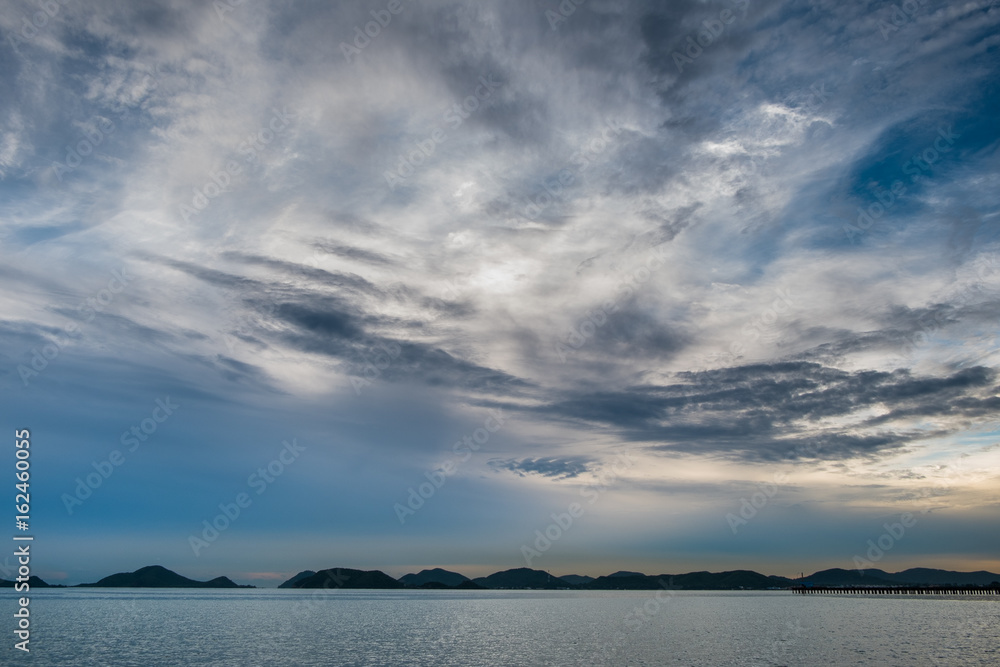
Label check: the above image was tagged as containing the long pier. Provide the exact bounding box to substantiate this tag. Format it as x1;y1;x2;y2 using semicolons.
791;585;1000;595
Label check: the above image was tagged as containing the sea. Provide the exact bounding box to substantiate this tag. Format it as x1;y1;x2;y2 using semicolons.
14;588;999;666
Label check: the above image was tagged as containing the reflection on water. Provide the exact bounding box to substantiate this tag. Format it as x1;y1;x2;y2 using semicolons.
21;588;1000;666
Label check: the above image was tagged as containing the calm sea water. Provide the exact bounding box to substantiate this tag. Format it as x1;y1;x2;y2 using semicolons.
12;588;999;666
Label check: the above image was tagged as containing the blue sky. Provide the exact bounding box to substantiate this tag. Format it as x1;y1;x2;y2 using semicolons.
1;0;999;586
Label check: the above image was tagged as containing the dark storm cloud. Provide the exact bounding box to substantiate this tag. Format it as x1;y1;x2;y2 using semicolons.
310;241;396;267
535;363;998;461
128;1;193;36
800;297;1000;362
143;247;521;391
225;252;472;322
275;302;363;340
263;300;530;392
220;252;382;295
489;456;592;479
641;0;775;116
369;341;533;392
588;299;692;360
639;0;738;84
405;3;551;145
151;257;265;291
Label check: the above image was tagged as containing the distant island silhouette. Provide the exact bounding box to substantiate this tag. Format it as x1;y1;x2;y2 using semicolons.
76;565;255;588
0;565;254;589
0;575;60;588
7;565;998;590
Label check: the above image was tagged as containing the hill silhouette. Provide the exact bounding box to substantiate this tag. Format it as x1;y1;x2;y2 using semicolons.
399;568;470;587
77;565;253;588
54;564;1000;590
585;570;787;590
286;568;402;589
866;568;1000;587
277;570;316;588
472;568;570;589
0;575;57;588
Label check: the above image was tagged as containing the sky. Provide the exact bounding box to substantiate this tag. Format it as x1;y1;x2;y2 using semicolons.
1;0;999;587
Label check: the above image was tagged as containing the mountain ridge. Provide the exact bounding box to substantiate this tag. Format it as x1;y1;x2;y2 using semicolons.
75;565;255;588
25;565;1000;589
289;568;403;589
398;568;470;587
